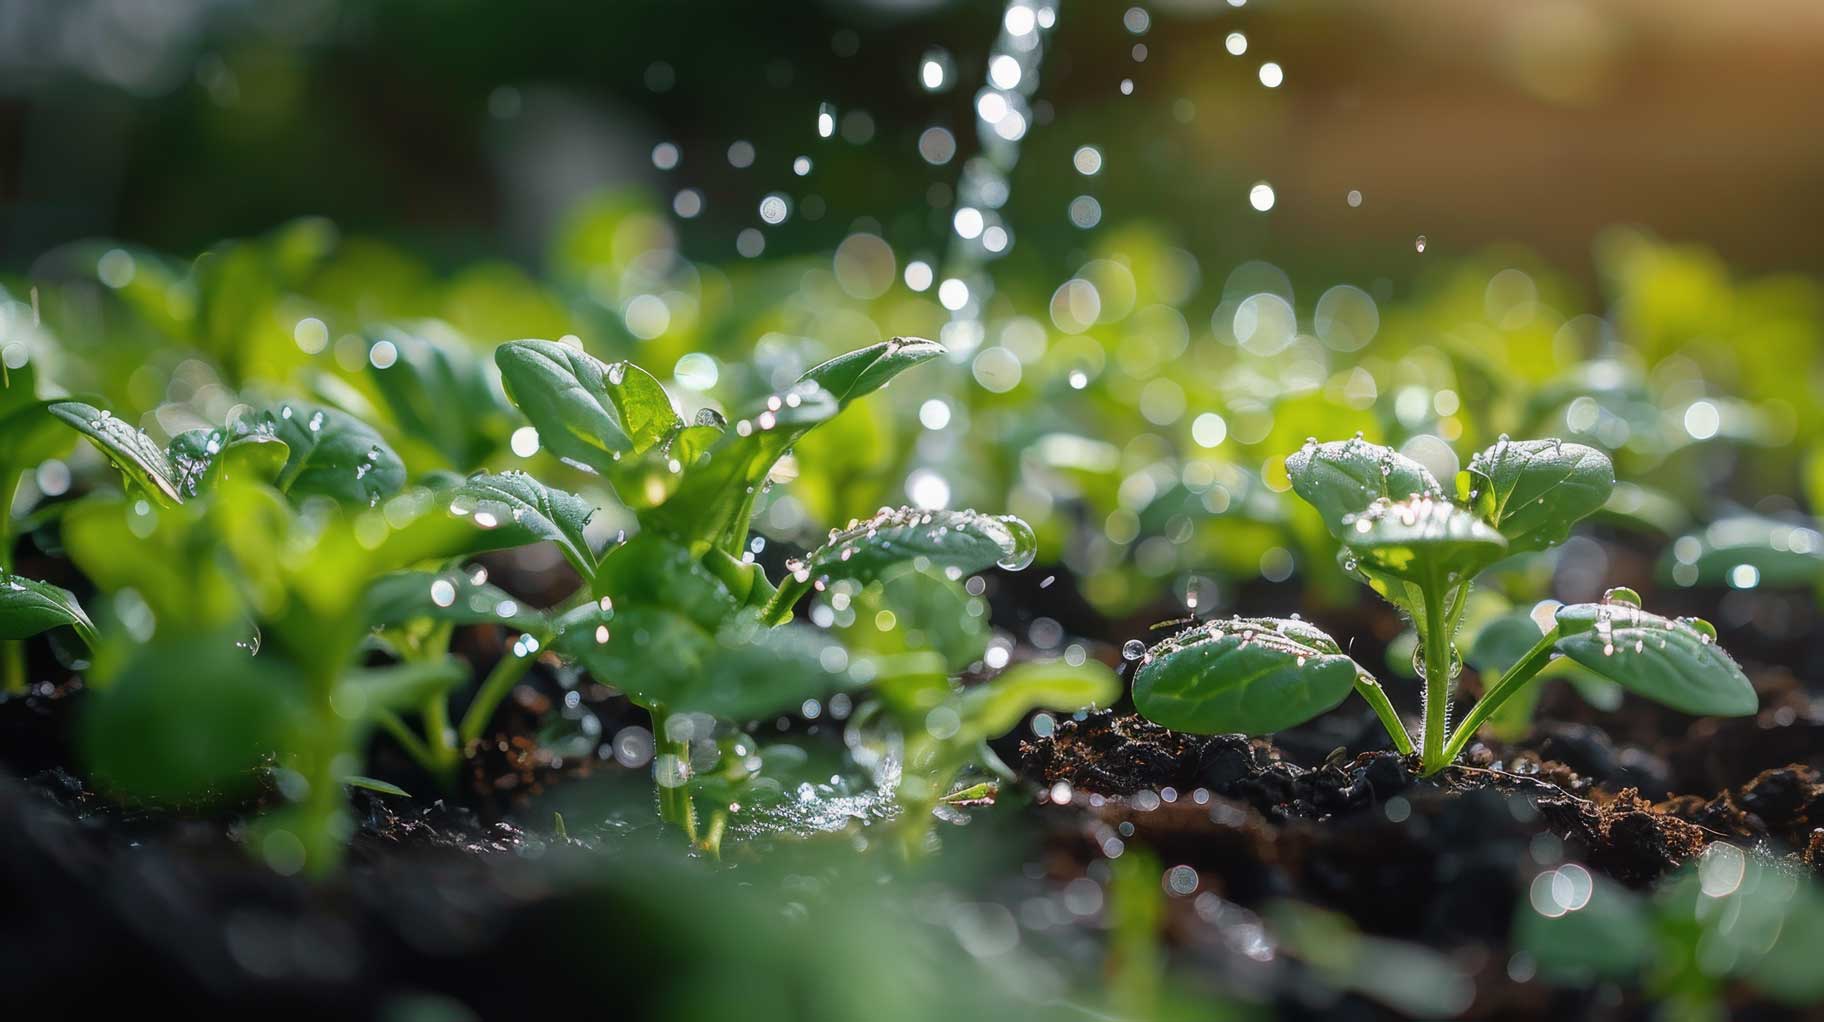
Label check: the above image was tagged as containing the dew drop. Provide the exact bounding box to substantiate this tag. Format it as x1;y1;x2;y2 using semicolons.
1122;639;1147;661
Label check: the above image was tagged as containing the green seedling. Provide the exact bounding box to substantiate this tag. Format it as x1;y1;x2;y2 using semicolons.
482;336;1109;847
1130;435;1758;775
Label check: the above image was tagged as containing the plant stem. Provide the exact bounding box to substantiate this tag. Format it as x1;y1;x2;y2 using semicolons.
1418;582;1454;774
457;630;547;746
1;640;25;694
420;694;459;783
651;706;698;842
375;708;437;770
760;576;809;625
1441;625;1561;764
1352;672;1415;756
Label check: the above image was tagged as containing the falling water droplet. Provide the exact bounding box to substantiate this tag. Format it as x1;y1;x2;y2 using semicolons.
994;516;1037;571
1414;235;1428;253
1122;639;1147;661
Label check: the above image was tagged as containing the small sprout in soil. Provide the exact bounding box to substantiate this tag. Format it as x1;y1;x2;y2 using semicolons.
1130;435;1757;775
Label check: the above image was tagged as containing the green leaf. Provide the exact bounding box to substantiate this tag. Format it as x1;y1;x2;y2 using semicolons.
81;631;305;802
447;471;598;579
494;339;679;476
165;423;290;499
1285;437;1442;542
1132;616;1363;734
266;401;406;507
955;659;1120;742
0;400;74;504
798;507;1036;585
798;336;945;405
49;401;183;505
644;340;943;549
591;532;739;631
0;573;97;647
364;322;512;471
553;605;858;720
1659;515;1824;589
363;570;547;632
1554;599;1756;716
344;775;411;797
336;658;469;716
1459;438;1614;552
1342;496;1508;585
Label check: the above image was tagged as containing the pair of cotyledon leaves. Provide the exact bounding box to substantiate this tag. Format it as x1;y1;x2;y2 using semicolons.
1133;436;1754;736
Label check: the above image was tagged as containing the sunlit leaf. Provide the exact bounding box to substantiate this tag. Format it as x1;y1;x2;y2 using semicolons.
799;506;1036;585
266;400;406;507
1285;437;1442;542
955;658;1120;742
1132;616;1362;734
1459;438;1613;552
494;339;679;476
49;400;183;505
447;470;598;579
1554;599;1755;716
1343;496;1508;585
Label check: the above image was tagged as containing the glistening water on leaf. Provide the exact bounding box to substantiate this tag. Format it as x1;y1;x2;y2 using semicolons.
494;339;679;477
447;470;599;580
1132;435;1752;776
49;400;184;505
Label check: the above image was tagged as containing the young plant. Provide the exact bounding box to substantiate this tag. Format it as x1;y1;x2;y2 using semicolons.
484;336;1105;845
1130;436;1758;775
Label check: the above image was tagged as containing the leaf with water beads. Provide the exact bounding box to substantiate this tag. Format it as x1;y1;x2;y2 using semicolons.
265;401;406;507
446;471;598;579
49;400;184;505
1553;592;1755;717
1458;437;1613;553
1285;436;1442;542
798;507;1037;587
1131;616;1364;735
1342;495;1508;585
0;573;97;648
799;336;946;406
494;339;679;478
362;569;547;632
166;423;290;498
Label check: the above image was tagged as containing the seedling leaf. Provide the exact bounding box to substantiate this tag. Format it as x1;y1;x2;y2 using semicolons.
1132;616;1362;734
1460;438;1614;552
0;574;97;647
1554;600;1755;716
267;401;406;507
49;400;183;505
447;471;598;579
1286;437;1442;541
494;339;678;476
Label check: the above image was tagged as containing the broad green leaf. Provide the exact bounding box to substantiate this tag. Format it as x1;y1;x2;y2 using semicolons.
363;569;547;632
494;339;679;476
266;401;406;507
553;605;858;720
1459;438;1613;552
1132;616;1362;734
364;322;511;471
0;574;97;647
49;401;183;505
81;631;305;802
1285;437;1441;541
954;659;1120;742
1342;496;1508;585
798;507;1036;585
1554;599;1755;716
590;532;738;630
447;471;598;578
1659;515;1824;589
166;424;290;498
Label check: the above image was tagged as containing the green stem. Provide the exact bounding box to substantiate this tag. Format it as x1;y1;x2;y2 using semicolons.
375;708;437;770
1353;672;1415;756
761;576;809;625
1441;625;1562;764
457;630;547;746
420;694;459;781
652;706;698;842
1418;582;1454;774
2;640;25;694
